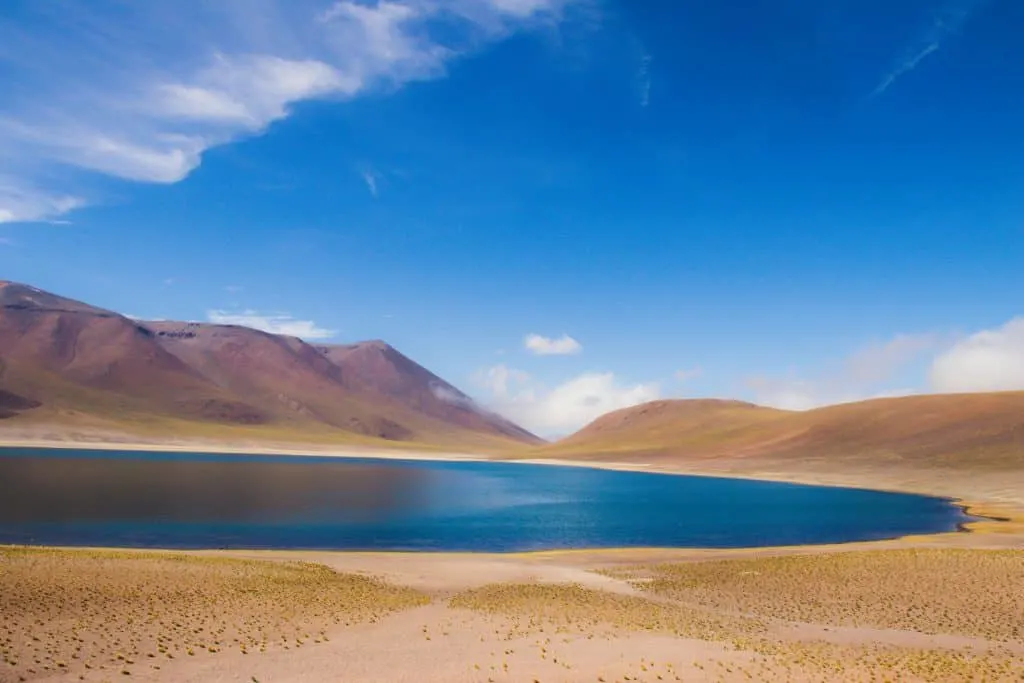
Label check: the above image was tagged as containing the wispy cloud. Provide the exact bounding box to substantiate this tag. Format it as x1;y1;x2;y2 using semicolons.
744;318;1024;409
0;0;578;224
637;53;653;108
524;333;582;356
745;332;940;410
871;0;987;98
360;168;380;197
872;42;940;98
207;309;336;340
474;364;532;398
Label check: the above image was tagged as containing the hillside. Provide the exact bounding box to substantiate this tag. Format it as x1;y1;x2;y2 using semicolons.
318;341;538;443
0;281;539;450
552;399;790;455
538;394;1024;500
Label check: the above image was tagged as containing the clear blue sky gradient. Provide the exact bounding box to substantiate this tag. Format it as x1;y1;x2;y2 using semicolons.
1;0;1022;431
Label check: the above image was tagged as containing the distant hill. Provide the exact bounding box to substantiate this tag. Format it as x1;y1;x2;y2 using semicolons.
538;394;1024;490
0;281;540;450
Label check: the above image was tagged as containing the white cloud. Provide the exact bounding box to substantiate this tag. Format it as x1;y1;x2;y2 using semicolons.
155;55;352;128
524;333;582;356
0;179;85;224
745;332;938;410
929;318;1024;392
207;309;336;340
474;364;658;437
429;382;475;409
474;364;532;398
486;0;566;17
0;0;576;223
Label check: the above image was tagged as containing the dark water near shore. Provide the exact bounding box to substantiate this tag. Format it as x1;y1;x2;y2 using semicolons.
0;448;972;551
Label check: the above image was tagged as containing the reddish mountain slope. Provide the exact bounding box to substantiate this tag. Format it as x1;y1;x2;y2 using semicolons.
0;282;256;423
319;341;541;444
143;322;417;440
0;281;537;448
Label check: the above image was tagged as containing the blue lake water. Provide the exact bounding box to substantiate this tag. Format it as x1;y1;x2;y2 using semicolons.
0;448;972;551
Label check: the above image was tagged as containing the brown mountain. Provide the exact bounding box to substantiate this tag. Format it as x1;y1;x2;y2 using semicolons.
0;282;247;423
553;399;788;454
0;281;539;449
538;394;1024;491
317;341;538;443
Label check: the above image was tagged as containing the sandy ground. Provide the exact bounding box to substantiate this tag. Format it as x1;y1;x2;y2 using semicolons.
2;437;1023;682
2;545;1023;683
4;531;1024;682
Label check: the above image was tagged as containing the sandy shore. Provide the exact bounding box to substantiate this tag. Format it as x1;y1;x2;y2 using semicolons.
0;436;487;462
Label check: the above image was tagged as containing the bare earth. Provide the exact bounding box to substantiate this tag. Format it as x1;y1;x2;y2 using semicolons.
1;439;1023;682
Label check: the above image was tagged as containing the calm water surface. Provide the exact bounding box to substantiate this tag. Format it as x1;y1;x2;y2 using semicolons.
0;448;971;551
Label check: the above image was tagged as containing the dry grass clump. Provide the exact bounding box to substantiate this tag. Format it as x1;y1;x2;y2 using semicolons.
449;582;763;642
448;581;1024;681
0;547;427;680
737;638;1024;682
628;549;1024;642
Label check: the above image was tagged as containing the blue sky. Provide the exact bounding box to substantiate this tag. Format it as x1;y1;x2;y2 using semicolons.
1;0;1023;436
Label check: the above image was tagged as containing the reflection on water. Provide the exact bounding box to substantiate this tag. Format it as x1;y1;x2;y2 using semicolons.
0;448;972;552
0;455;428;524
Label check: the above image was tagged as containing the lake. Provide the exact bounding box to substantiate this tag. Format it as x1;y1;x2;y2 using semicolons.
0;448;972;551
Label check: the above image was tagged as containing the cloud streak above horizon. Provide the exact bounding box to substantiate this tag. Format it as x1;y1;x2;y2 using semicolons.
0;0;576;223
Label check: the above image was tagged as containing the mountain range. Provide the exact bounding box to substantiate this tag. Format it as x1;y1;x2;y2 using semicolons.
0;281;539;450
2;281;1022;485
